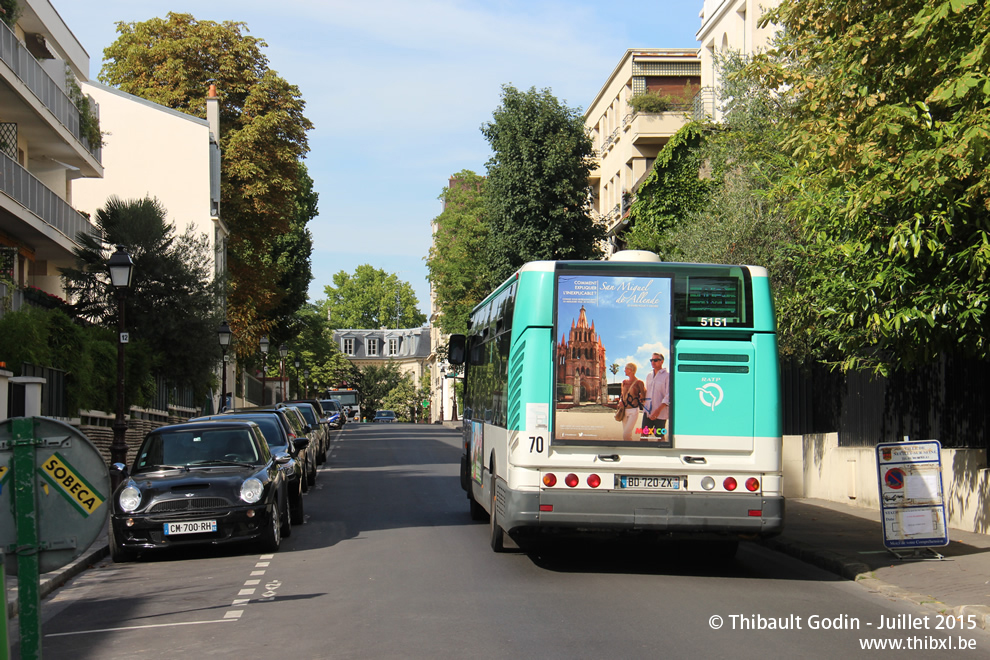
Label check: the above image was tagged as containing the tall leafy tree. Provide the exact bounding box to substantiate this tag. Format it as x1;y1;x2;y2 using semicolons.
322;265;427;330
751;0;990;373
61;196;220;400
481;85;604;287
99;13;314;356
426;170;488;335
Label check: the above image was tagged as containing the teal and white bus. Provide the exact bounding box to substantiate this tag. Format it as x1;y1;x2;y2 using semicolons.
447;251;783;553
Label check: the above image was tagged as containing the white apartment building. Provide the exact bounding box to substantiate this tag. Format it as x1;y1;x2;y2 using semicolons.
696;0;782;121
71;81;226;281
0;0;102;308
584;48;700;254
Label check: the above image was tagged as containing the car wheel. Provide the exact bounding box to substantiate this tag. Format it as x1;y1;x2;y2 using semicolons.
108;523;136;563
281;493;292;538
260;499;282;552
290;479;305;525
307;456;317;488
489;476;506;553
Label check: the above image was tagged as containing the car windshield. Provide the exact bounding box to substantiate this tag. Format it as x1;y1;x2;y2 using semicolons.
376;410;395;418
329;393;358;405
291;405;318;425
226;416;287;449
134;428;262;471
321;400;341;412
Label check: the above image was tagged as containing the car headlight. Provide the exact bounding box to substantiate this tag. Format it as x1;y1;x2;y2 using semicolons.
119;484;142;512
240;477;264;503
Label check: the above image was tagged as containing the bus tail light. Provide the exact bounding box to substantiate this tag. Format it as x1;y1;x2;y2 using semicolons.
587;474;601;488
543;473;557;487
745;477;760;492
748;509;762;517
565;474;579;488
723;477;738;491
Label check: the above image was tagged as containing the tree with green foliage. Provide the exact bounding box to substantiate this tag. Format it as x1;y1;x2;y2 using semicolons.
625;123;715;257
426;170;488;335
749;0;990;373
99;13;314;356
0;306;155;413
61;196;221;401
321;265;427;330
481;85;604;287
357;362;405;418
382;373;421;422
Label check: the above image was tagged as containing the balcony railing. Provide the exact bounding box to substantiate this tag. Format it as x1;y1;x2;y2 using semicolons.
0;150;100;245
693;86;716;121
0;18;101;160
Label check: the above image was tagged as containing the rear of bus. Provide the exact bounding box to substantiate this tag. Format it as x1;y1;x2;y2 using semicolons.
455;251;783;549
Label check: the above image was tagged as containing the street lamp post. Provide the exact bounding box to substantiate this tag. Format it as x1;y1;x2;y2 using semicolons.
303;369;310;398
439;366;445;422
294;359;300;399
259;336;270;404
108;246;134;478
217;321;232;411
279;344;288;402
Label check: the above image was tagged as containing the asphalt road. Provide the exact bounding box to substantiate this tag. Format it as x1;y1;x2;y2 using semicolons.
14;423;990;659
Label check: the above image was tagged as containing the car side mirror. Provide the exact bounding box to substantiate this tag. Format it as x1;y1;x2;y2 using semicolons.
293;438;310;451
274;452;291;465
111;462;129;478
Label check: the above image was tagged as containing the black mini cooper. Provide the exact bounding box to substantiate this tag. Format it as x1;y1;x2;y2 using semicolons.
109;420;290;562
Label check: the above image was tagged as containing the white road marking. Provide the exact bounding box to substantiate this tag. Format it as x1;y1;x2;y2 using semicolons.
224;610;244;619
46;619;235;637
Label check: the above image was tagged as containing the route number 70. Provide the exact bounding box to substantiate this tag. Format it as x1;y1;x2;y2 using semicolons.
529;436;545;453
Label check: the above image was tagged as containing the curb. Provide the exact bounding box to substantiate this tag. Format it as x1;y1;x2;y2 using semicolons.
760;536;990;632
5;542;109;620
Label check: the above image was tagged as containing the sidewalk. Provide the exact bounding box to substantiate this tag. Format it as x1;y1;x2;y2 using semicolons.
762;498;990;629
6;499;990;630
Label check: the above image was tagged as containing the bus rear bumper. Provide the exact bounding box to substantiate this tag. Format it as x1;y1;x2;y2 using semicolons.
500;488;784;538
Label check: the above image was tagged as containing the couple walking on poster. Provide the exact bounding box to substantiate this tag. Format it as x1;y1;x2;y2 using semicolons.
618;352;669;441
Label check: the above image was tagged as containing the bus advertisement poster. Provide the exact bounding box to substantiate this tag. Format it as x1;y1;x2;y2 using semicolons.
553;272;673;447
875;440;949;549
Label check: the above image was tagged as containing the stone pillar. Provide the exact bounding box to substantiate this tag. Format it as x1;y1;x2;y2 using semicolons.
11;376;46;417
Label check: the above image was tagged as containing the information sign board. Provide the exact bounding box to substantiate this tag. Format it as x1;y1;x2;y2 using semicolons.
875;440;949;549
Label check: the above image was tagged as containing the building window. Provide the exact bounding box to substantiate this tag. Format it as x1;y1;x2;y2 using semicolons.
388;338;399;356
342;338;354;355
366;339;378;356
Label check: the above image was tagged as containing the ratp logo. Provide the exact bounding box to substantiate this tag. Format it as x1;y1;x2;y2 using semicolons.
697;383;724;411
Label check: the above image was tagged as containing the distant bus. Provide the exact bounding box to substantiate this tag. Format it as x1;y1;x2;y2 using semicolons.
447;251;783;554
324;388;361;422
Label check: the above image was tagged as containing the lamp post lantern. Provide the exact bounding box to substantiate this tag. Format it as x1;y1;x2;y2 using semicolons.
108;246;134;478
259;336;270;404
217;321;232;411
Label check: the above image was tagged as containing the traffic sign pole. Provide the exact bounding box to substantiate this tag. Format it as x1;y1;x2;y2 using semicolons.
11;417;41;660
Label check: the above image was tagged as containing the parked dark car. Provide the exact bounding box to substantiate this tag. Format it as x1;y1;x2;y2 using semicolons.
372;410;397;423
319;398;345;429
192;412;307;525
108;420;289;562
284;400;331;462
223;405;319;490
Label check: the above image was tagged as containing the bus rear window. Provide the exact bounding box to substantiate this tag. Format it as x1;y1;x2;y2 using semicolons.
679;272;752;327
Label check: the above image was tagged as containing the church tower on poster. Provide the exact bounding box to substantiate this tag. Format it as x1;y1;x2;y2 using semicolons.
556;306;607;404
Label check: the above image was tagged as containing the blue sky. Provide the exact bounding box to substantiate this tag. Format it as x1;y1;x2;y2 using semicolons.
53;1;702;315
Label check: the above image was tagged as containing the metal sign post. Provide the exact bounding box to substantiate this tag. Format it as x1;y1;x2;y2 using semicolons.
876;439;949;560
